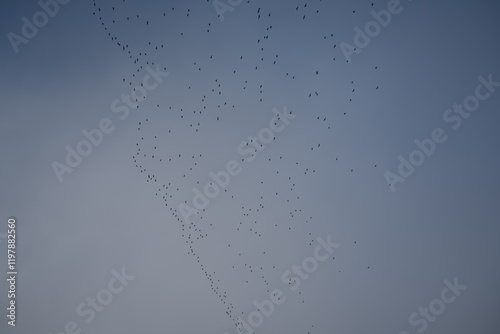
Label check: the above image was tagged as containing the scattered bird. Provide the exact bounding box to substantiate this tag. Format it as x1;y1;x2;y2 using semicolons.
91;0;378;327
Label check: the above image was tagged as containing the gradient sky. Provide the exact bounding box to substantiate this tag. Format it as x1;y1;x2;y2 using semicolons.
1;0;500;333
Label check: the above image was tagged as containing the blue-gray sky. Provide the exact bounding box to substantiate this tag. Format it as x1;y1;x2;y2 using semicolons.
1;0;499;333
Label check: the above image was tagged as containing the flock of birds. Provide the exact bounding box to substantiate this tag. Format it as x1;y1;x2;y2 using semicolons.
92;1;379;332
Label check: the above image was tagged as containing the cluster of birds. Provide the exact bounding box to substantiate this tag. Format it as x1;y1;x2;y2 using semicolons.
92;0;377;331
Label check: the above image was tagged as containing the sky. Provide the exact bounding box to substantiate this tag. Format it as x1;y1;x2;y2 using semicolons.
0;0;499;333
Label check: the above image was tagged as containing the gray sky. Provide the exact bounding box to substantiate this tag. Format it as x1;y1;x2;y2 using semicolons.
1;0;499;333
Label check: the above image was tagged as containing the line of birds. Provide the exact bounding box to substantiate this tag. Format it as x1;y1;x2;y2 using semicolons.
92;0;378;330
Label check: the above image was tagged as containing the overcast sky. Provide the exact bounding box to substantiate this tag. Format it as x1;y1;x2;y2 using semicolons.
1;0;499;333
